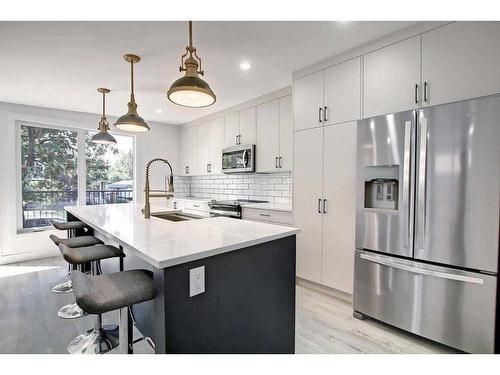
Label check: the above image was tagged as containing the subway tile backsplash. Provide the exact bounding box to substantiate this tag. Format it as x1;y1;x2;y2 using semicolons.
173;172;292;204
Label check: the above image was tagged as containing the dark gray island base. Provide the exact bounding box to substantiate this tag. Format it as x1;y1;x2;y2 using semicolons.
129;235;296;354
68;208;296;354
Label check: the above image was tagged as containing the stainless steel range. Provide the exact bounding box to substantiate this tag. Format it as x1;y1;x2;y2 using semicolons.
354;95;500;353
208;199;268;219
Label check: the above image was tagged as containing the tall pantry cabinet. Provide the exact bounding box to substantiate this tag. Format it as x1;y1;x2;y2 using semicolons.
293;58;360;293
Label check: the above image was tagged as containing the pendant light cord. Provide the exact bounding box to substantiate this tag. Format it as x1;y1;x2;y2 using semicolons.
189;21;193;51
102;91;106;118
130;60;135;101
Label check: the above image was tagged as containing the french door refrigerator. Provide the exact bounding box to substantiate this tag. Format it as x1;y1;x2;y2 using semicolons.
354;95;500;353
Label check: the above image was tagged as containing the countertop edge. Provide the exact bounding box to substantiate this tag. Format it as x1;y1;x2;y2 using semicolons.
65;205;299;269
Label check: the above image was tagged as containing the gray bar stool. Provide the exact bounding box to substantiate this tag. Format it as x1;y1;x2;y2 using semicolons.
49;233;103;296
69;269;155;354
50;221;91;293
55;241;123;319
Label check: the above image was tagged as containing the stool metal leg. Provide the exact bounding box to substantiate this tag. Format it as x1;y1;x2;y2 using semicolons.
58;301;86;319
57;264;86;319
52;278;73;294
67;314;119;354
118;307;133;354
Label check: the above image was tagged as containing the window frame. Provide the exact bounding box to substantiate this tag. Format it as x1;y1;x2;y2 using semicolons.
15;119;135;233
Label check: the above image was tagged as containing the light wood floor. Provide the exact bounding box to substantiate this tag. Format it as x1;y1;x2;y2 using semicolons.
0;256;456;354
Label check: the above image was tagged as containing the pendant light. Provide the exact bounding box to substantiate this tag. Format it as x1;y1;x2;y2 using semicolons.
167;21;216;108
115;54;150;132
91;88;117;144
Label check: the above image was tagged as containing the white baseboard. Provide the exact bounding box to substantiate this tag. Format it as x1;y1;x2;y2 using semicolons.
0;248;59;265
296;277;353;304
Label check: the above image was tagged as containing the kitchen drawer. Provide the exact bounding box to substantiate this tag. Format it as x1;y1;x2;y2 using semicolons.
354;249;497;353
183;200;210;213
242;208;292;225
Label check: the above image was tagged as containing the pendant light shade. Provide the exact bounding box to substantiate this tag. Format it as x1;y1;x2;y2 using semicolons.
115;54;150;132
167;21;216;108
91;88;117;145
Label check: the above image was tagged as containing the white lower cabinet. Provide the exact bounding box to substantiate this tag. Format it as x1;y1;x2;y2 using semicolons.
320;122;356;294
242;207;292;225
293;127;324;284
293;122;356;293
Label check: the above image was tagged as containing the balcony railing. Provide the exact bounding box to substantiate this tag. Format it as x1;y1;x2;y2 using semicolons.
22;189;133;229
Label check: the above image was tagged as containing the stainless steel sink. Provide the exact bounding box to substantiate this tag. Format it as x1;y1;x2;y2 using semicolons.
151;212;204;222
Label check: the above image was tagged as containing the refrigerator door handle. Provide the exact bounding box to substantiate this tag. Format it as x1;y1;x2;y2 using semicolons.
402;119;412;248
417;115;428;250
360;253;484;285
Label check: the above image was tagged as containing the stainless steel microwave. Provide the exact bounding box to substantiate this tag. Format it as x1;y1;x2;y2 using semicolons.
222;144;255;173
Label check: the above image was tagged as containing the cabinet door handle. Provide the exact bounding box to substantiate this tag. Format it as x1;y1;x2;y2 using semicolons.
279;156;282;168
318;107;323;123
186;166;189;175
414;84;419;104
275;156;278;168
193;204;200;208
424;82;428;103
259;213;271;217
239;135;242;144
209;164;211;172
323;106;328;122
318;198;322;213
323;199;327;214
185;166;188;175
236;135;239;145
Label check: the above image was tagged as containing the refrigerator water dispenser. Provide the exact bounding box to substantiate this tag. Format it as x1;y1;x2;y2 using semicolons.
364;166;399;210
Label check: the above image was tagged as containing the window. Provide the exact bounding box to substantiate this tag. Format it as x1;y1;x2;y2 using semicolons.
21;124;78;229
19;122;134;231
85;132;134;205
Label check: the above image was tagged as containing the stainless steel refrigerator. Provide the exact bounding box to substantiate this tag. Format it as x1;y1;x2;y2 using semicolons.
354;95;500;353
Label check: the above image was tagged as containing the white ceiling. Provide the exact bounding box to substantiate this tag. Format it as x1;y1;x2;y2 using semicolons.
0;21;414;125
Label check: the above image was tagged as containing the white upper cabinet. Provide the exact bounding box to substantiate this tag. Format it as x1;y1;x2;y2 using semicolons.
293;127;324;283
256;99;280;172
321;122;356;294
324;57;361;125
178;128;187;175
239;106;256;145
293;71;324;131
278;95;293;171
224;112;240;148
256;95;293;173
186;126;198;176
197;122;210;176
422;22;500;107
363;36;421;118
209;118;225;174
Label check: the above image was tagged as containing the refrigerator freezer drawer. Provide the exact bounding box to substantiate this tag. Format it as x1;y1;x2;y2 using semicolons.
353;249;497;353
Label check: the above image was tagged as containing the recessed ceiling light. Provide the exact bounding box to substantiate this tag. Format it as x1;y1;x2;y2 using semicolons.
155;108;162;114
239;62;252;71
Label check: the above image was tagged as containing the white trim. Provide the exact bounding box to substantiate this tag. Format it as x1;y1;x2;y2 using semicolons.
77;129;86;206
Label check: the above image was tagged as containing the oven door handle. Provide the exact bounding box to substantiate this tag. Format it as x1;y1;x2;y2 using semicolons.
242;149;248;168
360;253;484;285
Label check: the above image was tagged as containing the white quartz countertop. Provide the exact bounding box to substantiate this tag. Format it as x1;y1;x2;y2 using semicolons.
65;203;299;269
240;202;292;212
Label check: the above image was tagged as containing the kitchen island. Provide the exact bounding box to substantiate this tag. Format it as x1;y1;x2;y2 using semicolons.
65;203;299;354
